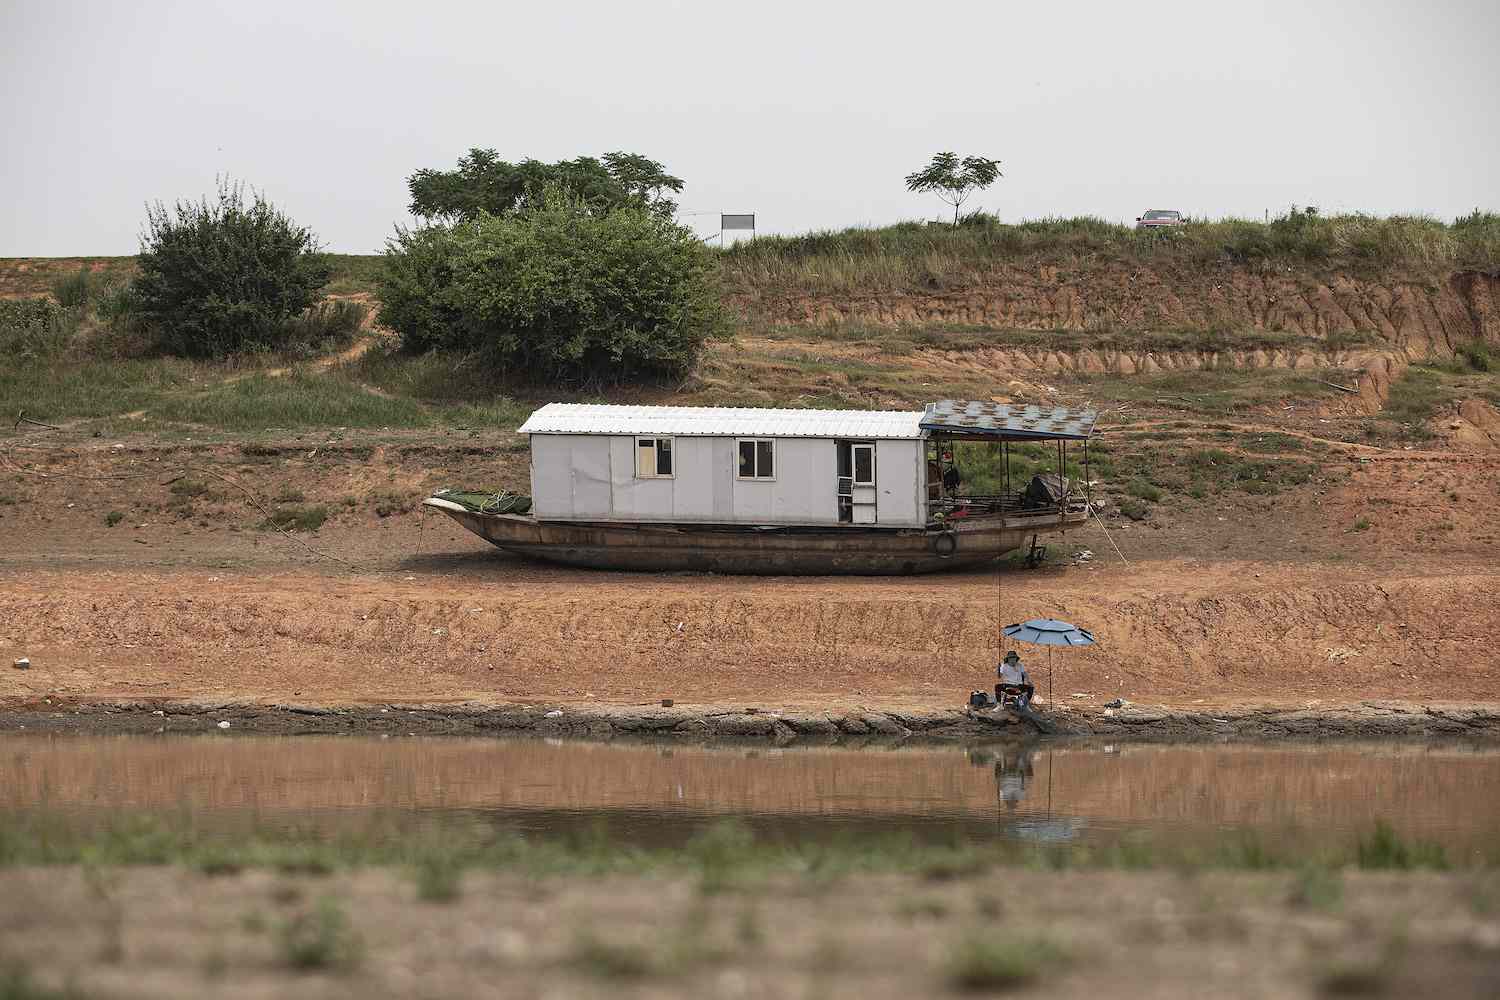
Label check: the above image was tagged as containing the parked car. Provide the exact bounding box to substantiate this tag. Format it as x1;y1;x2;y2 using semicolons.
1135;209;1185;229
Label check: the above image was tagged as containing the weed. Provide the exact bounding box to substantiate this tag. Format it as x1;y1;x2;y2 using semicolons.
50;267;94;309
735;906;764;949
412;852;464;903
104;510;124;527
169;478;210;498
369;490;412;517
944;934;1066;992
1356;821;1447;870
1126;479;1164;502
274;485;306;503
277;897;362;971
1318;960;1389;996
0;962;83;1000
896;897;951;920
568;929;656;980
259;505;328;532
1288;865;1343;909
1119;498;1149;521
1351;518;1372;533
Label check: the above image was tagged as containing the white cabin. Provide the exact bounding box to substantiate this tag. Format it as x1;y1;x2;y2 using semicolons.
517;403;929;528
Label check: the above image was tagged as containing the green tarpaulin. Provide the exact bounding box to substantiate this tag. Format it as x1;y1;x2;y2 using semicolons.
431;489;532;515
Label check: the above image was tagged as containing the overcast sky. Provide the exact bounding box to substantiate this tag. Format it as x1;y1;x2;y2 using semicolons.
3;0;1497;256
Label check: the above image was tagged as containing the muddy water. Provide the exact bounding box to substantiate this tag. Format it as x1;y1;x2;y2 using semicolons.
3;735;1498;859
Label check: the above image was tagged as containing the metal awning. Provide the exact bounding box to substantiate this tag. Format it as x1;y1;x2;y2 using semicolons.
920;400;1097;441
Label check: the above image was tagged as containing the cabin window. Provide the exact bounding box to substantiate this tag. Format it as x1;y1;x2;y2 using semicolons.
737;438;775;480
635;437;673;478
852;444;875;485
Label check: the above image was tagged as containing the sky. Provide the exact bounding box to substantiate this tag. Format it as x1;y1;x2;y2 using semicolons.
3;0;1498;255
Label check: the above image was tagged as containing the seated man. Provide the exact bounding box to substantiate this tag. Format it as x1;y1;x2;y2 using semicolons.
996;650;1035;710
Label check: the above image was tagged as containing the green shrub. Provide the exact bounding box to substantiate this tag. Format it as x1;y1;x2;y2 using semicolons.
1119;498;1149;521
378;186;729;384
104;511;124;527
134;179;330;357
259;505;328;532
1356;821;1446;870
1126;479;1164;501
412;852;463;902
50;267;94;308
0;298;72;360
277;897;362;971
1457;339;1493;373
944;935;1066;992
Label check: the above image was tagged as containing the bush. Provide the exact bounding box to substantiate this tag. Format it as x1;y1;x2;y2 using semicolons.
377;186;728;384
134;179;330;357
50;267;95;308
0;298;72;360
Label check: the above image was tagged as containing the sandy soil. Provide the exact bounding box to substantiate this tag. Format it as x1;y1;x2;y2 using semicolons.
2;425;1498;719
2;866;1497;999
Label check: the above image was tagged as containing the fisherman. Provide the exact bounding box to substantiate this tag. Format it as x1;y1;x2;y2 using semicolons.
996;650;1034;709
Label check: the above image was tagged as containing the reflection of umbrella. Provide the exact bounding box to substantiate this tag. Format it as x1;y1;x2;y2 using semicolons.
1002;619;1096;706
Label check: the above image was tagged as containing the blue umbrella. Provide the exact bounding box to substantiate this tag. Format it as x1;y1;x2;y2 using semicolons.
1002;619;1096;705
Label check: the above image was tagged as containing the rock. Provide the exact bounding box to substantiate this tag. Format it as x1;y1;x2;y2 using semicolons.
1104;698;1130;709
544;709;564;719
216;720;231;729
12;657;29;670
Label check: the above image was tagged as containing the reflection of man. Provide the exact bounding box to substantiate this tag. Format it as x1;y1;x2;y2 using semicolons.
994;747;1035;811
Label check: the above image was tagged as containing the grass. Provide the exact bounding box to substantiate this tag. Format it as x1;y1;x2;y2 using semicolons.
718;212;1500;296
0;814;1480;878
148;373;432;431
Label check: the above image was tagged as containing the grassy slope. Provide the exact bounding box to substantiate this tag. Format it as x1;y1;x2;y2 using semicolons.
2;216;1496;453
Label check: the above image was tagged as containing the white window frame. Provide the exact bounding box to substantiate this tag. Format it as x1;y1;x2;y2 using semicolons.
735;438;776;481
635;436;675;479
851;443;876;486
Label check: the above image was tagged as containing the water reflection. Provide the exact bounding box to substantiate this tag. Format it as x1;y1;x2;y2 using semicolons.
2;734;1497;858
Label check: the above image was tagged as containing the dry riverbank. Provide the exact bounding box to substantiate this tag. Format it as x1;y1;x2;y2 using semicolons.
2;866;1497;999
4;696;1499;743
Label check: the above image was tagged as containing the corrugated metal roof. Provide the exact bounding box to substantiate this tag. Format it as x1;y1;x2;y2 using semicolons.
920;400;1098;440
518;403;925;439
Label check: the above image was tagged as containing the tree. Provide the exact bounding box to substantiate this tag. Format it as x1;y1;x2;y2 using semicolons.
406;149;683;224
378;186;726;384
133;179;329;357
904;152;1003;224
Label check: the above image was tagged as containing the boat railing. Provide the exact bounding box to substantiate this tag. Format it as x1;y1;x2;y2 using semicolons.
930;491;1088;522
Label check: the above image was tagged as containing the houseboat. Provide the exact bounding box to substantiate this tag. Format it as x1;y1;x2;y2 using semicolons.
423;399;1099;574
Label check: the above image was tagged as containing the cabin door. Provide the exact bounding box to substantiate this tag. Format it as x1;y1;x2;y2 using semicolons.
836;441;877;524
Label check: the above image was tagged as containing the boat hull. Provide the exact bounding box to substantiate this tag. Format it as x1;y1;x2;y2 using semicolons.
424;499;1088;575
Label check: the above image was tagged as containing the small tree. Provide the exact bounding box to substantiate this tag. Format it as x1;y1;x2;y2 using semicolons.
378;186;726;384
904;152;1003;224
407;149;683;224
134;179;328;356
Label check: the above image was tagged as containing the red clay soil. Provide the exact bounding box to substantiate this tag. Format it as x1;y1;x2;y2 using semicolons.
2;422;1498;716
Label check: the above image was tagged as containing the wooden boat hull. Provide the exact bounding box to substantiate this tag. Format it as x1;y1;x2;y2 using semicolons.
424;498;1088;575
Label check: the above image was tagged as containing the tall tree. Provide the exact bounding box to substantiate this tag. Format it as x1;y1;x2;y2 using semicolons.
904;152;1003;224
407;149;682;224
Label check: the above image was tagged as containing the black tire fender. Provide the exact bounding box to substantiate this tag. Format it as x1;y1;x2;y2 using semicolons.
933;530;958;558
